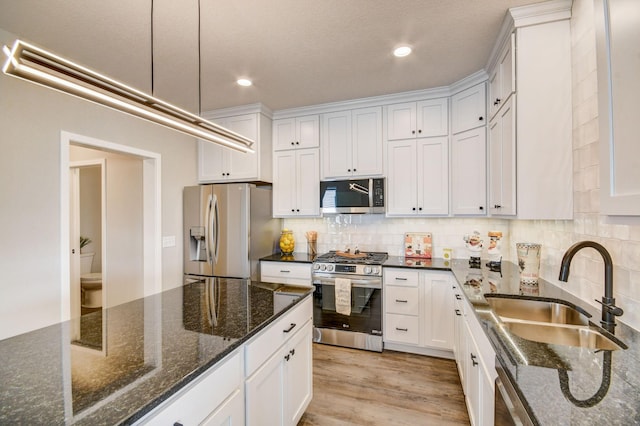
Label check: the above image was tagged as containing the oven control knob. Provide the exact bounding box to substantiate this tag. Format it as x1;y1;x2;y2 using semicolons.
320;264;327;271
372;267;379;275
313;263;320;271
363;266;372;275
327;265;334;272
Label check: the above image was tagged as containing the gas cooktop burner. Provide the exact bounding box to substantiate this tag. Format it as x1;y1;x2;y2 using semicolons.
314;250;388;265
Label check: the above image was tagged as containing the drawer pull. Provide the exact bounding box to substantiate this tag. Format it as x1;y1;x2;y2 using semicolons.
394;277;408;281
285;354;291;361
455;309;462;316
395;327;408;332
395;299;408;303
283;323;296;333
280;270;291;273
455;294;462;300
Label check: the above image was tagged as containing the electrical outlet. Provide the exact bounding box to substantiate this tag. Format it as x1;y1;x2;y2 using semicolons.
162;236;176;248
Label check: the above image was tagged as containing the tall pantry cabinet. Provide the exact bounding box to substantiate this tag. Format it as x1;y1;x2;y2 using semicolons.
487;1;573;219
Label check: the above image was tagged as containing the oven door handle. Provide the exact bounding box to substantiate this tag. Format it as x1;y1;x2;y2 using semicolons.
312;276;381;289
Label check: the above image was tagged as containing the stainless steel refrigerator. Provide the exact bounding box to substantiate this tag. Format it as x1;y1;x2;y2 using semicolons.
183;183;280;280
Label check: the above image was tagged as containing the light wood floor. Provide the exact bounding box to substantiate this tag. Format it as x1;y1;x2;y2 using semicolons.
298;343;470;426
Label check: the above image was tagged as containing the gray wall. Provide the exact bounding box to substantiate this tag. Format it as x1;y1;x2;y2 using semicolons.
0;27;198;339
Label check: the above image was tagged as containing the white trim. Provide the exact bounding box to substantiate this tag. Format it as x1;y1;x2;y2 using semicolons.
203;102;273;120
60;131;162;322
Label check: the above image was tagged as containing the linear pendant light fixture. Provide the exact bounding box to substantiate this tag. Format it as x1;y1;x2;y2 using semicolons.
2;39;254;153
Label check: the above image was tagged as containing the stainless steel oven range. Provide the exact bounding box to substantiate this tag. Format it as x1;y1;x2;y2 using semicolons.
312;250;387;352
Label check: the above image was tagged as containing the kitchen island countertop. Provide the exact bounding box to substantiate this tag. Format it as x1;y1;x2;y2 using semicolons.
0;278;312;425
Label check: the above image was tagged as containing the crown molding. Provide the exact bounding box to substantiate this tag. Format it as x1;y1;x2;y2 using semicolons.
202;102;272;120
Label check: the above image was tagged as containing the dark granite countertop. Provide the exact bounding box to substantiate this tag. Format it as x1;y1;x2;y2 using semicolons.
260;253;316;263
0;278;312;425
447;260;640;425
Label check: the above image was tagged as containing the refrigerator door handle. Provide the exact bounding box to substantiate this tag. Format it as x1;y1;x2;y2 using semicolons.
206;194;214;264
211;194;220;265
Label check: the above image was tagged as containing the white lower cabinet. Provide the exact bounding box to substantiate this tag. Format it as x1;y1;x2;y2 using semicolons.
136;350;244;425
245;320;312;426
383;268;454;357
260;261;312;287
453;288;496;426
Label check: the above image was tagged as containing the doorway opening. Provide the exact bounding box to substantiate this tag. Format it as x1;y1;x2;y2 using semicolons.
61;132;162;330
69;160;105;350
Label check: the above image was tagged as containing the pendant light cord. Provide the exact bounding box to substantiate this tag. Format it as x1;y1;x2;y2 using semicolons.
151;0;155;96
198;0;202;116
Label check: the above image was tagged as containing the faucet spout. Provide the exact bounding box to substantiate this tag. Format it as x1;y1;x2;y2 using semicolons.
558;241;622;333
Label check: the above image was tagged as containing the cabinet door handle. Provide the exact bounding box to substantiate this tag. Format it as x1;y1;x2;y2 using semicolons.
418;129;422;134
418;207;422;211
412;130;416;134
290;348;295;356
174;423;184;426
280;270;291;273
296;209;300;212
470;353;478;366
479;206;484;211
494;98;501;105
478;116;484;121
395;277;407;281
283;323;296;333
455;309;462;316
353;168;357;172
395;327;408;332
395;299;408;303
455;294;462;300
348;169;351;172
494;204;502;208
285;354;291;361
291;141;295;146
412;207;416;211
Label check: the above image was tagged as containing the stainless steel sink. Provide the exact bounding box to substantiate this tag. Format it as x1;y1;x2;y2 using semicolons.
500;320;624;351
485;295;626;351
485;296;590;326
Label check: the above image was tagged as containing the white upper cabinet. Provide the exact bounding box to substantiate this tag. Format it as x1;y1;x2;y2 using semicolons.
451;83;486;134
321;107;383;179
198;110;272;183
488;95;516;216
595;0;640;215
489;34;515;120
386;137;449;216
273;115;319;151
272;148;320;217
451;127;487;216
385;98;448;140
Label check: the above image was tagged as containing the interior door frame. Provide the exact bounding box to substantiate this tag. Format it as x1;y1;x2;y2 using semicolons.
60;131;162;322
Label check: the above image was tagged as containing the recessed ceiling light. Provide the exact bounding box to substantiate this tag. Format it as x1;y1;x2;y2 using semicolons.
393;46;412;58
237;78;252;87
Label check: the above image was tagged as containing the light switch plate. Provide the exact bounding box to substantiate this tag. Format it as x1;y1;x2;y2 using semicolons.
162;236;176;248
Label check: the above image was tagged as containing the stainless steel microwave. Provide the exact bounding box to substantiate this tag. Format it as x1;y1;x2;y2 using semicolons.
320;178;385;214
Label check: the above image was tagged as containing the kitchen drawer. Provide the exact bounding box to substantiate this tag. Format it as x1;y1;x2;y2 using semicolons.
383;268;419;287
385;313;420;345
385;286;419;315
261;261;312;286
138;349;242;425
245;296;312;376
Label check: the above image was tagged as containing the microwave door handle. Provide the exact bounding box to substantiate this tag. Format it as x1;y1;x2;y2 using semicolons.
368;179;374;208
348;183;369;195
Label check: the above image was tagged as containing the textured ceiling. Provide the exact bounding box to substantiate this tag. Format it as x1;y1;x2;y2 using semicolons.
0;0;548;113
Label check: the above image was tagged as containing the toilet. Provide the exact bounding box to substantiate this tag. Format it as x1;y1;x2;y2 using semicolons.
80;252;102;309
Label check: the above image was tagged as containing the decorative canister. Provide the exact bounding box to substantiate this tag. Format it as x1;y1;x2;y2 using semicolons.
516;243;542;280
279;229;295;255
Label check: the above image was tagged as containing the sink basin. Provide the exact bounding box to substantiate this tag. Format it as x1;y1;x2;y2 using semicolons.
500;321;624;351
485;295;590;326
485;295;627;351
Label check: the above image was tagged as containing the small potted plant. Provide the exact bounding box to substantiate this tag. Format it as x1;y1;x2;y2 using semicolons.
80;236;92;254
